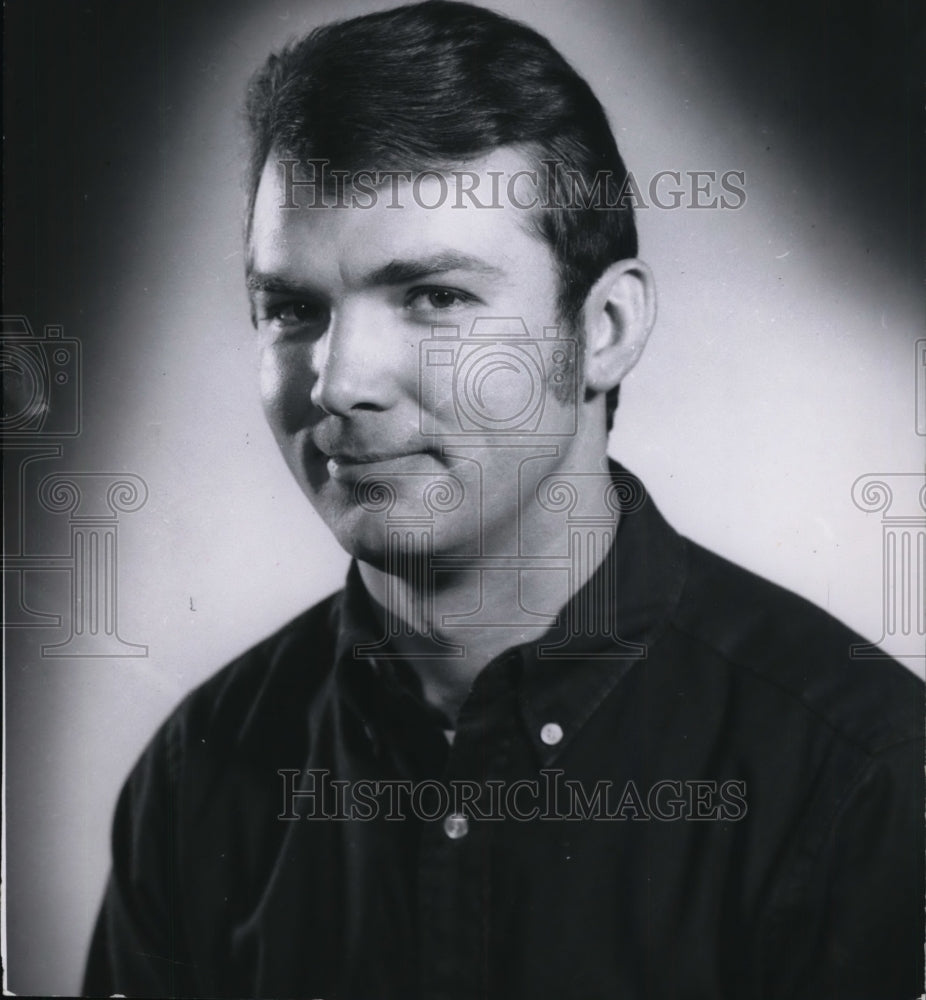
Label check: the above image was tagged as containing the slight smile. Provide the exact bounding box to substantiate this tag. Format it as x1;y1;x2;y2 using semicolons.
325;451;433;482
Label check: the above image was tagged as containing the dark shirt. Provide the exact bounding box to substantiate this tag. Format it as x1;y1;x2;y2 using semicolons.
84;466;924;999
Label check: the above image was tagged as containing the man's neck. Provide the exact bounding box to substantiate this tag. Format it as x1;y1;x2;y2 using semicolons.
358;502;619;724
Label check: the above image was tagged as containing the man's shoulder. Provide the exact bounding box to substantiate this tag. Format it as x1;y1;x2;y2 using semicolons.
158;588;344;760
670;535;923;754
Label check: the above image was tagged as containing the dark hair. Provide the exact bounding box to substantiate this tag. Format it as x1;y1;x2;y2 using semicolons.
244;0;637;428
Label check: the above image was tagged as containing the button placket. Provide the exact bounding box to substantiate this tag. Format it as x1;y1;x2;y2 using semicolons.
416;654;520;999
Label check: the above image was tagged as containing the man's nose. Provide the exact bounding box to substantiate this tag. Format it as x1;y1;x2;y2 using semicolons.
309;308;400;416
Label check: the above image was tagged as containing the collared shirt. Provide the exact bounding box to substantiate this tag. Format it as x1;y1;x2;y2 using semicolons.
84;465;924;999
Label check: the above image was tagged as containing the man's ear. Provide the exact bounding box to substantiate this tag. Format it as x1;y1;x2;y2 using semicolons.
581;259;656;394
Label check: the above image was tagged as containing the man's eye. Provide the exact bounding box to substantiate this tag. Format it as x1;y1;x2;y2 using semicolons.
266;301;328;327
406;287;472;312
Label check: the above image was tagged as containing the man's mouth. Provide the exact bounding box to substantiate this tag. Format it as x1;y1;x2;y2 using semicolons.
324;450;429;482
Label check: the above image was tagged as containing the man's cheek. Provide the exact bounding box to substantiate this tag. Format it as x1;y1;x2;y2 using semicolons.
259;351;318;433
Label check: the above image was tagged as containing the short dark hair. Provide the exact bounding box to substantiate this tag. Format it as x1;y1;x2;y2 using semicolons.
244;0;637;428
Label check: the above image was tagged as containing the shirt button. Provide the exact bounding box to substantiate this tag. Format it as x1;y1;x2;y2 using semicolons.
443;813;469;840
540;722;564;746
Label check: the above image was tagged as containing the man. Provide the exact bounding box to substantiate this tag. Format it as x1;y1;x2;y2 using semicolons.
84;2;923;998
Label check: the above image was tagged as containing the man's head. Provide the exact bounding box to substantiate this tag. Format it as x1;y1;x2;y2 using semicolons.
244;0;643;430
244;1;655;565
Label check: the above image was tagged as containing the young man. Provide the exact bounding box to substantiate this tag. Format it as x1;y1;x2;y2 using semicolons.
85;3;923;997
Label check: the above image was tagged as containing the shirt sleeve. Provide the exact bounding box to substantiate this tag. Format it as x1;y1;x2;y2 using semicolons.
83;716;195;998
759;736;925;1000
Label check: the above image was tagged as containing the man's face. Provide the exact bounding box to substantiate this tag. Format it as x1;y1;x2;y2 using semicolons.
248;147;601;566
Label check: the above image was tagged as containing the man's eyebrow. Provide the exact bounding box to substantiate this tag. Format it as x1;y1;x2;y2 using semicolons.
365;252;504;286
246;272;316;295
245;252;503;297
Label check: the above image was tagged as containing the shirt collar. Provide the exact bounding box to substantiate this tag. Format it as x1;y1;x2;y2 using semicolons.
516;462;688;764
332;462;688;766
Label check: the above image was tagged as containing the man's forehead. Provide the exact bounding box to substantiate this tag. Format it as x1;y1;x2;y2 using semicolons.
248;144;551;280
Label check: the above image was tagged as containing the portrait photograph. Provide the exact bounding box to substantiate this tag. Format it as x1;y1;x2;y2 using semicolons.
2;0;923;996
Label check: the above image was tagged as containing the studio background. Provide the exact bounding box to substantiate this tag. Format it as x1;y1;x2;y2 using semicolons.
3;0;922;993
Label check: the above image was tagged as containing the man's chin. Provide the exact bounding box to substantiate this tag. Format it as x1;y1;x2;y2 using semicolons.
304;469;480;568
